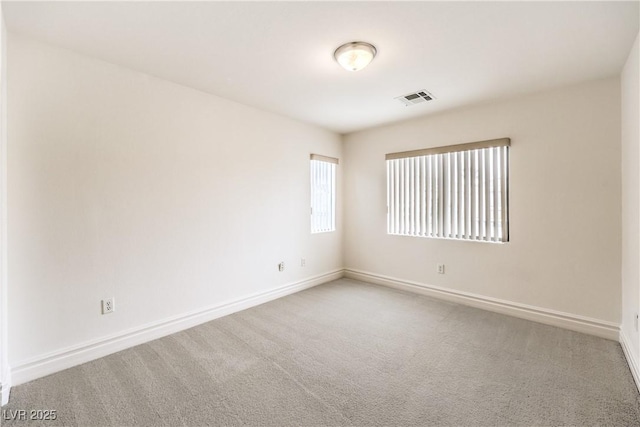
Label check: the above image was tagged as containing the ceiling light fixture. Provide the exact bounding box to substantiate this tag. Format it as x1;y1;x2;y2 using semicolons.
334;41;377;72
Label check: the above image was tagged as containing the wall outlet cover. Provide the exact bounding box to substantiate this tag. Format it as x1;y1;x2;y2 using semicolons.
102;298;115;315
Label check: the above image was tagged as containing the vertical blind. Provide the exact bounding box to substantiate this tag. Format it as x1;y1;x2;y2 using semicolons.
386;139;510;243
310;154;338;233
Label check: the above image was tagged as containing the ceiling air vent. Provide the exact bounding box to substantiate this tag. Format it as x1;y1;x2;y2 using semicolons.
395;90;436;107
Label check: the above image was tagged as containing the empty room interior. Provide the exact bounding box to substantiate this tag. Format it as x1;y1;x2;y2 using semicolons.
0;1;640;426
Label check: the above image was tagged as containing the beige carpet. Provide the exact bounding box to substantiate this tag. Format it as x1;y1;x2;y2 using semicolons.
3;278;639;426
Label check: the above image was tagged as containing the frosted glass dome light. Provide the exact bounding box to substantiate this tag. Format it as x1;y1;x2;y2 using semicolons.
334;42;377;72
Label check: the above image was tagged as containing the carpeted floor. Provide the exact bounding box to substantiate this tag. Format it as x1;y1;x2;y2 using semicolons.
3;278;640;426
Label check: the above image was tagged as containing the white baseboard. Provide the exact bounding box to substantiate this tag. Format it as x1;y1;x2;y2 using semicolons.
1;380;10;406
1;365;11;406
344;269;619;341
620;329;640;393
11;269;344;387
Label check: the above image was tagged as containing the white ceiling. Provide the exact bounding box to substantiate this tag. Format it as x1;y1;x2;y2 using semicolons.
3;1;639;134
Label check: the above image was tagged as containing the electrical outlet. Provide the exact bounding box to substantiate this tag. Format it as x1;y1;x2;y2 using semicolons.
102;298;115;315
278;262;285;272
301;258;306;267
437;264;445;274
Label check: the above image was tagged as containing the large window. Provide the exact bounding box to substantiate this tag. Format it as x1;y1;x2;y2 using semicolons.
386;138;510;243
310;154;338;233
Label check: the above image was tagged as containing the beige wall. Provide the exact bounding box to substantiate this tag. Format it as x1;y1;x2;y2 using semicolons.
621;32;640;362
344;78;621;323
7;35;342;366
0;10;8;406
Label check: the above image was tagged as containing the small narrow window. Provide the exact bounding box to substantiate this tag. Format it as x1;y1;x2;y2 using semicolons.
386;138;510;243
310;154;338;233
